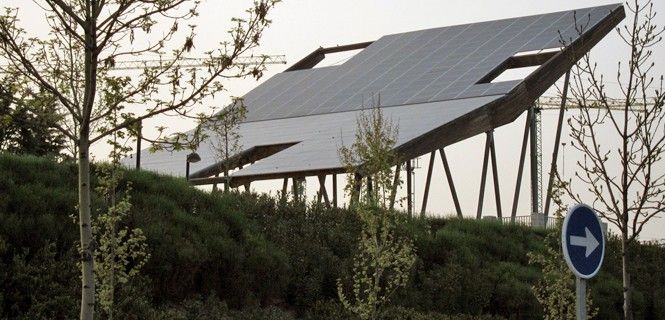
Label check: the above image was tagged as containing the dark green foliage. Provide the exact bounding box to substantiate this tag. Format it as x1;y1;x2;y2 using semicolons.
398;218;544;318
2;154;665;319
0;83;65;158
241;196;361;311
124;170;289;307
0;241;79;319
0;153;289;316
379;306;506;320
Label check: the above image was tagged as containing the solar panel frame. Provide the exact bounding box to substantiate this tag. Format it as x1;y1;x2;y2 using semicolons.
129;4;625;186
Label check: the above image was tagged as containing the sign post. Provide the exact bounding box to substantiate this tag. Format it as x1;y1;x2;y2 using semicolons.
561;204;605;320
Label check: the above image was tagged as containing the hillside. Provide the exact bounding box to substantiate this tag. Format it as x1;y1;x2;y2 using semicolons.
1;153;664;319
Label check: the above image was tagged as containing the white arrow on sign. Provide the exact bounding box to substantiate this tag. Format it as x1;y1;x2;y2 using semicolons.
570;227;600;257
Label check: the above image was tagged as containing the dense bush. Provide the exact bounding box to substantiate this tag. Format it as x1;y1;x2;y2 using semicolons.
2;153;665;319
0;153;289;316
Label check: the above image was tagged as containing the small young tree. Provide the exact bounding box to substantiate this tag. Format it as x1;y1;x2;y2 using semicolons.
529;178;597;319
205;98;247;192
564;1;665;318
92;108;149;320
0;2;278;319
93;164;149;320
337;106;416;320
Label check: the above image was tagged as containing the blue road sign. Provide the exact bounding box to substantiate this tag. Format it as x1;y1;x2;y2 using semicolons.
561;204;605;279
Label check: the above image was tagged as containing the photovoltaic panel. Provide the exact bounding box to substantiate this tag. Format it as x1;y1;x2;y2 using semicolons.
130;4;624;183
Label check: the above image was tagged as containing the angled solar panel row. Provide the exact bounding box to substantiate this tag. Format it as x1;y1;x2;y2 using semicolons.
239;4;617;123
129;4;624;181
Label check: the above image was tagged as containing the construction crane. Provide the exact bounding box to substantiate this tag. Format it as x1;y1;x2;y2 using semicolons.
110;55;287;70
536;96;647;111
532;95;652;214
1;54;287;72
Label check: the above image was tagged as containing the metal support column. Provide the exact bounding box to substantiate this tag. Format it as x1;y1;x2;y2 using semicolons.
292;177;300;202
136;120;142;170
477;132;491;219
389;164;401;210
352;173;362;206
281;178;288;200
511;108;532;221
529;105;540;215
406;160;413;217
439;148;462;217
544;71;571;217
420;151;436;216
332;174;338;207
489;131;503;218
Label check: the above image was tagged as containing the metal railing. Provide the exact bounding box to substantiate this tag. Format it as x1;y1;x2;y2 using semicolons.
490;214;561;229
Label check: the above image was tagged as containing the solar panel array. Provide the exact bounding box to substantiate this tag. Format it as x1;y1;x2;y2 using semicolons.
132;4;623;180
241;4;619;123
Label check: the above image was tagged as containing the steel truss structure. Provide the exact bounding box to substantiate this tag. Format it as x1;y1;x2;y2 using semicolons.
132;4;626;221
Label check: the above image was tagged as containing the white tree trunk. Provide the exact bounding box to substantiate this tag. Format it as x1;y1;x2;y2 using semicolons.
622;235;631;320
78;137;95;320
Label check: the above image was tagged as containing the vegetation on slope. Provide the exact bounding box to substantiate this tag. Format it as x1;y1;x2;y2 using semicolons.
1;153;664;319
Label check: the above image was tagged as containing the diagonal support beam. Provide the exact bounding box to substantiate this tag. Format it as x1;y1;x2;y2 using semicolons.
477;132;492;219
488;131;502;218
406;160;413;217
439;148;462;217
543;71;571;217
511;108;532;221
318;175;331;207
389;164;401;210
420;151;436;216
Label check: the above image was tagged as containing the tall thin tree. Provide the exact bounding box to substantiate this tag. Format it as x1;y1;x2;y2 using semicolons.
0;1;278;319
564;1;665;318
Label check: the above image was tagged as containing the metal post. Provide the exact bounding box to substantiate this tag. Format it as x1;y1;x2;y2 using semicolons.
489;131;502;218
440;148;462;217
529;105;540;215
389;164;401;210
511;108;532;221
281;178;288;201
185;162;190;181
477;132;491;219
406;160;413;217
136;120;142;170
352;173;362;206
576;277;587;320
562;143;567;179
292;177;299;202
421;151;436;216
212;173;219;192
332;174;338;208
544;71;571;217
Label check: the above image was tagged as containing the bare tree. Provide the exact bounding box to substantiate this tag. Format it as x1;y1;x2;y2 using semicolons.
206;98;247;192
0;1;278;319
564;1;665;318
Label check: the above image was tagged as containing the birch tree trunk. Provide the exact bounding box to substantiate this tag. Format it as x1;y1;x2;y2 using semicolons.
78;136;95;320
622;236;631;320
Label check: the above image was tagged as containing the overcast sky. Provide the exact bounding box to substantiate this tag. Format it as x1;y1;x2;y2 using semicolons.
10;0;665;240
